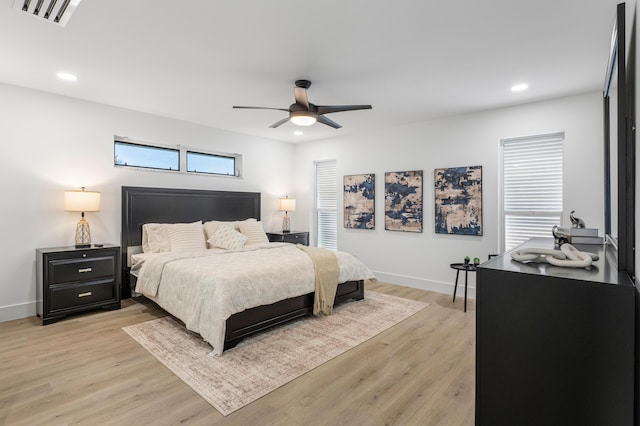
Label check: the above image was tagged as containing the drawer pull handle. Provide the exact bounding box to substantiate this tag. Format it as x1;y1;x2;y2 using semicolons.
78;292;92;298
78;267;92;273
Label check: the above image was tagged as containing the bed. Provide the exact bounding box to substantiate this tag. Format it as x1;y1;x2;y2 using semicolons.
121;186;372;355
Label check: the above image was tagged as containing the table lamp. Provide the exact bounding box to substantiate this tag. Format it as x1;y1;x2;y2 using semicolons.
65;187;101;247
278;196;296;233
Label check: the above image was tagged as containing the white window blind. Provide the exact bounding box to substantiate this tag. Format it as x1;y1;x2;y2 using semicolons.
315;160;337;250
502;132;564;251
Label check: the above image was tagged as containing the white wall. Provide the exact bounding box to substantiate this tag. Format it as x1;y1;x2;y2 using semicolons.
295;91;604;295
0;83;296;321
0;83;605;321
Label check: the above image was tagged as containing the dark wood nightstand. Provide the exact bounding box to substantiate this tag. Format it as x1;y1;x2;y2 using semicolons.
36;244;121;325
266;231;309;246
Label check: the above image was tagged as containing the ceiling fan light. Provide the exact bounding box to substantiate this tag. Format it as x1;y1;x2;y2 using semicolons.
290;111;317;126
511;83;529;92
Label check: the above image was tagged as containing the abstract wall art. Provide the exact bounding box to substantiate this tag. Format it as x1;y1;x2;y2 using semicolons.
384;170;423;232
434;165;482;235
343;174;375;229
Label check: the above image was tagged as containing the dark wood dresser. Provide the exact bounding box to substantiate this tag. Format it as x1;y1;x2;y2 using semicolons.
36;244;121;325
266;231;309;246
476;237;635;425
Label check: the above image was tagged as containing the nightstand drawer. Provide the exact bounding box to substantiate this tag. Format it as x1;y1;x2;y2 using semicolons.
50;280;116;311
48;256;115;285
285;233;307;244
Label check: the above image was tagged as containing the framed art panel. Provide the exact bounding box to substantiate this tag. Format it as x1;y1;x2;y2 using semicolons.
344;174;375;229
384;170;423;232
434;165;482;235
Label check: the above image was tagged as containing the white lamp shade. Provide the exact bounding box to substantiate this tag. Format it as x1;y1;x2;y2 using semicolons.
278;198;296;212
65;189;101;212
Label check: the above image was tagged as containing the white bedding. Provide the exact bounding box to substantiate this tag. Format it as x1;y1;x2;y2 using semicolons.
132;243;374;355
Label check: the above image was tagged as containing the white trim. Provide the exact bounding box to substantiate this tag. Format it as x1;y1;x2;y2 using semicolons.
0;301;35;323
372;271;476;299
499;131;565;146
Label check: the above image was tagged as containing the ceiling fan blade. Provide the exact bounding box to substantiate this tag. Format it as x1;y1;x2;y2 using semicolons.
317;115;342;129
316;105;372;115
269;117;291;128
233;106;289;112
294;87;309;109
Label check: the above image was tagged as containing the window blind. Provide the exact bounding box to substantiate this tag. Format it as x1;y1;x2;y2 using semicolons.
502;132;564;251
315;160;337;250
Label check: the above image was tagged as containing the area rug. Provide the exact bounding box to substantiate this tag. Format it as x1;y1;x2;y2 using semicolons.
122;291;428;416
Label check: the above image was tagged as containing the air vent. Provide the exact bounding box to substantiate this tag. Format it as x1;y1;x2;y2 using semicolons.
13;0;83;27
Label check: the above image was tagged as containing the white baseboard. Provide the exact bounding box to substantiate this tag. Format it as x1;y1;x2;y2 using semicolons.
0;301;36;323
371;271;476;299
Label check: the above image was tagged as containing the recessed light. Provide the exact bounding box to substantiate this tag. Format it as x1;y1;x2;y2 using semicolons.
294;130;303;136
511;83;529;92
57;72;77;82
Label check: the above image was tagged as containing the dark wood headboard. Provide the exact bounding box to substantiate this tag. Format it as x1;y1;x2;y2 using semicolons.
120;186;261;298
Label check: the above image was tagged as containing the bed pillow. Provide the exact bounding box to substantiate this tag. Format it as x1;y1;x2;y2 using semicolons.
238;220;269;245
204;219;257;247
208;225;248;250
142;223;171;253
166;221;207;252
203;220;239;242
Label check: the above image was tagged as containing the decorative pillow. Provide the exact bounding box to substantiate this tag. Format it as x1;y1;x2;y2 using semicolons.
204;218;257;247
208;225;248;250
142;223;171;253
166;221;206;252
238;220;269;245
203;220;238;242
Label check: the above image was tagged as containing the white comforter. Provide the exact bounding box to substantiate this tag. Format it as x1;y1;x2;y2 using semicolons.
132;243;374;355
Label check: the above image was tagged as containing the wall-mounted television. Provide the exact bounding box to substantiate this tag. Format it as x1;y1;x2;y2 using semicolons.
603;1;635;278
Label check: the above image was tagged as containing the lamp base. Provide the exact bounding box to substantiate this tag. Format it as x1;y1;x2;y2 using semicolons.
282;212;291;233
75;218;91;247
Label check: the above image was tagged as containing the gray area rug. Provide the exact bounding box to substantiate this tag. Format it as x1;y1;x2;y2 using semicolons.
122;291;428;416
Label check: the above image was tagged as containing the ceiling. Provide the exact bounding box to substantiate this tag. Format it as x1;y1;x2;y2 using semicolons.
0;0;625;143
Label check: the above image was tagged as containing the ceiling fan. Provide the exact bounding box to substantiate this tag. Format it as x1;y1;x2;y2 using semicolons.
233;80;372;129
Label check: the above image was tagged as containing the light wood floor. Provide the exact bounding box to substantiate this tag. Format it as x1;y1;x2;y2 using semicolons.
0;281;475;425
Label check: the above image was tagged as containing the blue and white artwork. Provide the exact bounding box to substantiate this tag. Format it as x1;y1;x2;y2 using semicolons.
384;170;423;232
344;174;375;229
434;166;482;235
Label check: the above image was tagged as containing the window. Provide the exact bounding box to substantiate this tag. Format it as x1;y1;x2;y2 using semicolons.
114;137;241;177
114;140;179;171
502;132;564;251
187;151;236;176
315;160;337;250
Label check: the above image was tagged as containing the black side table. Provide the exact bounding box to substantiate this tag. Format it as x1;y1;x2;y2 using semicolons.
266;231;309;246
450;263;477;312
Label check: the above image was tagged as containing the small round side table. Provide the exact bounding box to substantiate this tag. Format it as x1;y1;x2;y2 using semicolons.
449;263;477;312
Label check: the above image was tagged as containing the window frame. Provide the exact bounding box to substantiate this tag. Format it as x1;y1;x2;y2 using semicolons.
114;136;242;178
114;140;180;172
315;159;338;250
186;150;237;177
500;132;565;252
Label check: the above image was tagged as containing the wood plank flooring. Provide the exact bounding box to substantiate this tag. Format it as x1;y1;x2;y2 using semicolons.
0;281;475;425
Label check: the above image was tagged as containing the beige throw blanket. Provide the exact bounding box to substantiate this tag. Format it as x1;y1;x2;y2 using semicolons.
297;244;339;315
